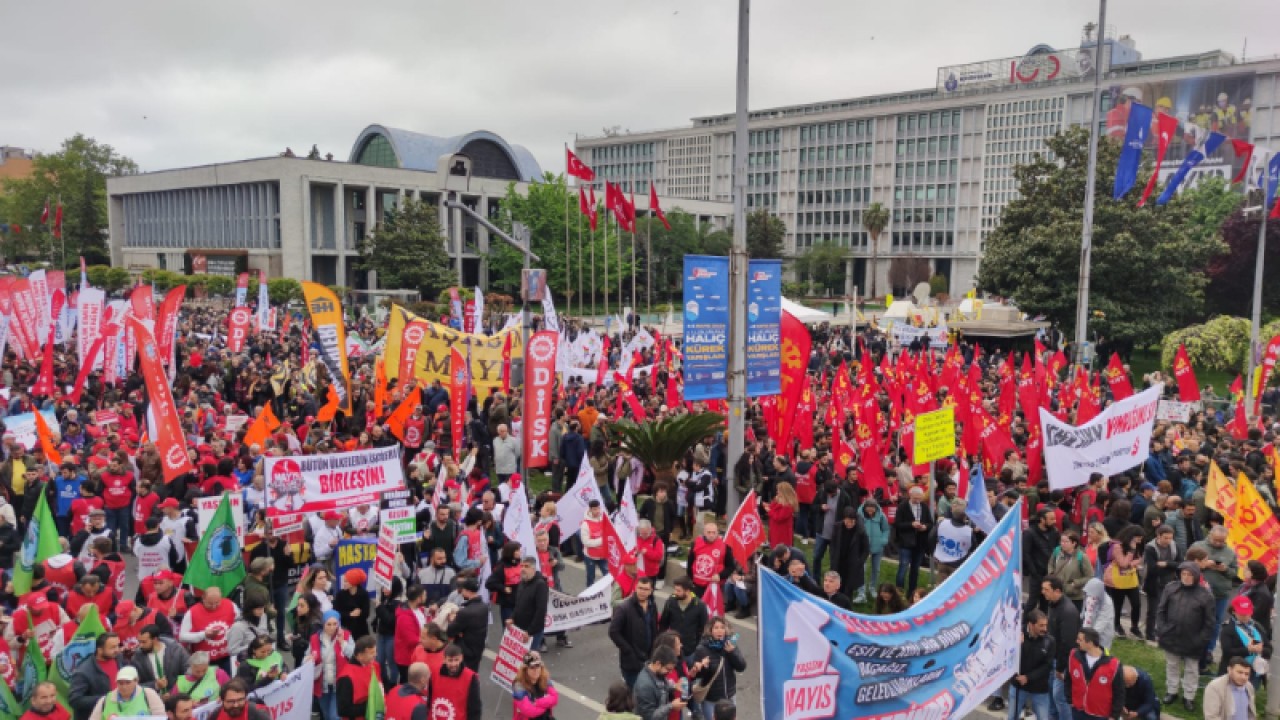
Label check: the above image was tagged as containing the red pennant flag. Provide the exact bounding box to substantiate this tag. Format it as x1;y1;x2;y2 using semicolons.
587;185;599;231
243;402;281;449
52;204;63;239
31;326;56;398
665;368;681;408
724;490;765;568
1228;375;1249;440
1047;350;1068;387
316;384;342;423
387;387;421;442
833;431;856;478
449;348;470;460
500;331;514;394
566;148;595;181
578;186;592;222
1137;112;1180;207
649;184;670;230
1077;372;1102;424
601;512;635;596
34;410;62;466
774;311;812;457
69;335;105;405
613;372;647;421
1172;344;1201;402
596;335;611;388
129;317;196;483
1231;139;1256;184
1104;353;1134;400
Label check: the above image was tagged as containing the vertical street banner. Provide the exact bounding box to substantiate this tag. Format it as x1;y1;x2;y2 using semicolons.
449;347;469;460
759;504;1022;720
372;524;397;592
235;272;249;306
301;282;352;412
257;280;271;332
746;259;782;397
227;305;253;353
682;255;730;401
77;288;104;370
523;331;558;469
128;317;196;483
156;286;186;368
28;269;49;343
1040;383;1162;491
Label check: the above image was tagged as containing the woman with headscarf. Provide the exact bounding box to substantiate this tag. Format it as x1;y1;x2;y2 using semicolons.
310;609;354;720
334;568;371;638
830;507;869;600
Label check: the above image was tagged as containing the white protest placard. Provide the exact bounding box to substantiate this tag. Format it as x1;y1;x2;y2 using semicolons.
1041;383;1163;491
5;410;59;450
263;446;404;515
196;493;246;542
379;507;418;542
224;414;250;433
1156;399;1197;423
373;524;397;593
545;576;614;633
490;625;532;693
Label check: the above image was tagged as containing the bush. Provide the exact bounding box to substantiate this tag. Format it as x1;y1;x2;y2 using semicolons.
781;281;808;298
1161;316;1254;375
436;287;474;305
928;274;948;297
267;278;303;305
85;265;131;292
139;269;186;292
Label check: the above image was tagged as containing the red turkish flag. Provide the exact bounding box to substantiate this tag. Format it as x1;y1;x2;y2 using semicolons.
587;186;599;231
1138;112;1180;207
566;148;595;181
1172;344;1201;402
649;183;670;230
724;490;764;568
40;200;49;225
1104;353;1134;400
605;182;633;232
52;204;63;239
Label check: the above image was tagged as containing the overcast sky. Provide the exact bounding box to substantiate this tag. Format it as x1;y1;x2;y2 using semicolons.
3;1;1274;174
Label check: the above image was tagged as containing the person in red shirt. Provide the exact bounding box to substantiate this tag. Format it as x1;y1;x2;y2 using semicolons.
99;454;135;547
19;681;69;720
133;480;160;537
69;481;103;536
408;625;448;679
634;521;665;583
66;574;114;620
199;460;238;496
394;586;430;680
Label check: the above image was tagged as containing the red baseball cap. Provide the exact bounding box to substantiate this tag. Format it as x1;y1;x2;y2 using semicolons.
158;498;180;509
323;511;343;521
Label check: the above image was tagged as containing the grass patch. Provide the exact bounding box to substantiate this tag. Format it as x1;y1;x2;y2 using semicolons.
1128;347;1234;395
1107;636;1266;720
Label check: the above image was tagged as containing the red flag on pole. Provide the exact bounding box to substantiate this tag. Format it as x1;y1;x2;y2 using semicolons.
31;326;56;398
1104;353;1134;400
649;184;670;230
566;148;595;182
129;317;196;483
69;335;105;404
1137;112;1179;207
1077;372;1103;424
1230;139;1256;184
1172;344;1201;402
40;200;49;225
52;204;63;239
449;347;470;460
724;490;764;568
587;185;598;231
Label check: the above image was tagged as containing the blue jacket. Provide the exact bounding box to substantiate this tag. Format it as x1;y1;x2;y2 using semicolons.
559;431;587;468
1143;456;1166;483
1123;667;1159;718
861;500;891;554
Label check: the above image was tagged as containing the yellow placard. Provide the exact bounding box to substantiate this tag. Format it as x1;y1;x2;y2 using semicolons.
382;305;523;391
914;406;956;465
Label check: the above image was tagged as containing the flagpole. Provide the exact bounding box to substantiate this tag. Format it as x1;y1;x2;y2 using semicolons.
617;187;624;319
1245;149;1270;423
1071;0;1108;370
591;191;597;319
646;201;653;319
564;145;573;318
578;193;585;324
604;194;611;319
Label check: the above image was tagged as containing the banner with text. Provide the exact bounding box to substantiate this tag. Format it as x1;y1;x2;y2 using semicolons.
263;446;404;514
383;305;523;392
1040;383;1162;491
545;577;614;633
682;255;730;401
746;259;782;397
759;504;1021;720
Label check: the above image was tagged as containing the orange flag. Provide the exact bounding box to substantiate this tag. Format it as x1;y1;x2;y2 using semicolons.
387;387;421;443
33;411;62;466
244;402;282;449
316;384;341;423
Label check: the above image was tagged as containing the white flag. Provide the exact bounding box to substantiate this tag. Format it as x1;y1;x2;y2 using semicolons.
557;452;606;538
613;480;639;553
503;480;538;561
542;292;560;332
473;286;485;334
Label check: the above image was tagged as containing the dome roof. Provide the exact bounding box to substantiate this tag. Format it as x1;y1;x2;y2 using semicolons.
349;124;543;182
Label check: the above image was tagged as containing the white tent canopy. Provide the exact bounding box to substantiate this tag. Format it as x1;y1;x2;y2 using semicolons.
781;297;833;324
881;299;918;320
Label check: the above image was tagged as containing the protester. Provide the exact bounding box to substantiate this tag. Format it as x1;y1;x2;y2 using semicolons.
633;647;686;720
1064;628;1125;720
1203;657;1257;720
1122;665;1160;720
1006;610;1054;720
512;651;559;720
610;576;659;688
1156;562;1216;711
426;645;481;720
690;617;746;719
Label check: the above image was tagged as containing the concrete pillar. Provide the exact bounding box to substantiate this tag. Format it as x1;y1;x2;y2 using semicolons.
366;185;377;291
334;182;346;288
845;259;855;297
299;177;313;281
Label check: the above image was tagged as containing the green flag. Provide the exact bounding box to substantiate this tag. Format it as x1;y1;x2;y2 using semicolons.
52;604;106;704
14;492;62;595
0;668;22;720
183;494;246;596
365;670;384;720
18;635;46;705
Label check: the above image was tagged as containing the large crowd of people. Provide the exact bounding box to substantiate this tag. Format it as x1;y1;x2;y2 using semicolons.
0;293;1274;720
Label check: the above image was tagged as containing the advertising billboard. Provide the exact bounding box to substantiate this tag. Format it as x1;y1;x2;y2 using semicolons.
938;46;1094;93
1102;73;1256;190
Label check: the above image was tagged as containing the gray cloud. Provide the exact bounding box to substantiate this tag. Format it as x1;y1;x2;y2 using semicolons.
2;0;1272;173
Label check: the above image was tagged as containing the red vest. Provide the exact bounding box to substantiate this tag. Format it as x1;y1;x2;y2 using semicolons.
43;559;78;600
691;537;726;587
66;589;113;621
385;685;428;720
403;418;426;448
430;668;474;720
460;527;485;565
94;558;127;597
340;662;377;709
187;599;236;660
409;647;445;679
114;609;159;654
796;467;818;504
584;517;606;560
146;587;189;621
1067;651;1121;719
20;703;70;720
502;564;521;589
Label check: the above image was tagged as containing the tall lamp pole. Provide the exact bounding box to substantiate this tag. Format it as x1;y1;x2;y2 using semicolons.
724;0;750;512
1245;153;1271;424
1072;0;1108;368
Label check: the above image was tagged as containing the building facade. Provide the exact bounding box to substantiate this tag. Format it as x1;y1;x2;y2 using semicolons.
106;125;730;289
575;36;1280;298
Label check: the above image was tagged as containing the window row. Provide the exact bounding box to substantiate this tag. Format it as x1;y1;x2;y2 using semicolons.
895;135;960;157
747;193;777;208
894;159;959;180
799;166;872;185
800;143;873;163
893;185;957;203
896;110;963;133
799;188;873;205
799;120;874;142
987;111;1063;128
890;230;955;248
749;129;781;146
591;143;655;161
990;97;1063;115
747;172;778;187
795;232;869;250
748;151;780;166
798;210;867;227
893;207;957;224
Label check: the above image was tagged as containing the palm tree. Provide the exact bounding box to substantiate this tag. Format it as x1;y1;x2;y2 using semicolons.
609;412;726;489
863;202;889;300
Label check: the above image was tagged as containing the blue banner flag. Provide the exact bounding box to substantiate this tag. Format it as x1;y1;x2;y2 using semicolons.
334;537;378;597
1265;153;1280;214
1112;101;1153;200
966;466;997;534
681;256;730;401
758;502;1022;720
745;259;782;397
1157;132;1226;205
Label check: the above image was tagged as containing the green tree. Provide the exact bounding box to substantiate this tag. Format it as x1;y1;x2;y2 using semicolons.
976;127;1228;350
0;134;138;266
85;265;130;292
610;412;725;488
267;277;303;305
791;241;847;295
862;202;889;298
356;198;454;298
745;209;785;259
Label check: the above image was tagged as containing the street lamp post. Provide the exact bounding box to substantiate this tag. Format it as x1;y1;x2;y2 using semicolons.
1072;0;1108;368
724;0;750;512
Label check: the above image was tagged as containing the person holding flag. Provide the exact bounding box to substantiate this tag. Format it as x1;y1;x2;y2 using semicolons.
336;637;382;720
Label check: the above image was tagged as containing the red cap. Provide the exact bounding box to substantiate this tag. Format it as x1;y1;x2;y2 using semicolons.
158;498;180;509
116;600;136;617
154;570;182;585
323;511;343;521
1232;595;1254;616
